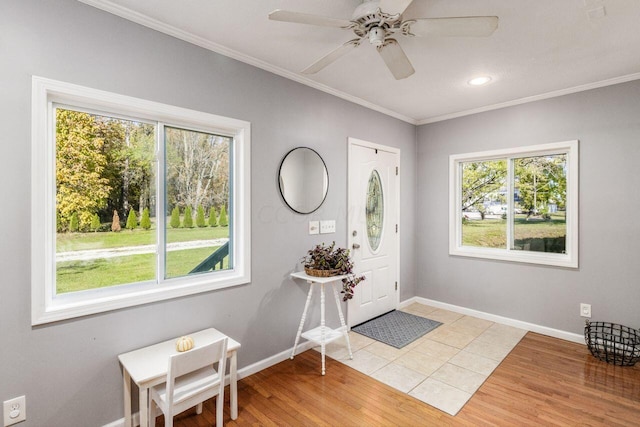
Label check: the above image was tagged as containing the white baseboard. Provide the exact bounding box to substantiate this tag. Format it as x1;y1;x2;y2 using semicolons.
103;412;139;427
104;340;315;426
236;340;315;380
400;296;585;344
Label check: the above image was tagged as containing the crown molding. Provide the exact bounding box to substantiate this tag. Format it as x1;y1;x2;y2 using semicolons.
417;72;640;125
77;0;418;125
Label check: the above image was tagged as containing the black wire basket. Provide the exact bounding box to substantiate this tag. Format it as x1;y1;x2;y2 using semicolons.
584;320;640;366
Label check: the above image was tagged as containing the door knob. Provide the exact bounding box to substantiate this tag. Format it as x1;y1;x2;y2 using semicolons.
352;243;360;249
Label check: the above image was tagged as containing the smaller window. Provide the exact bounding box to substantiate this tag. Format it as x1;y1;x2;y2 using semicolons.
449;141;578;268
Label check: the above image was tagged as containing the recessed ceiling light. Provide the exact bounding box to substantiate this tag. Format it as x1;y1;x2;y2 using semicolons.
468;76;492;86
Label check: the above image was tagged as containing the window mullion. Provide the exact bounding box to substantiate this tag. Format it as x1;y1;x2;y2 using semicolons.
156;123;166;284
228;137;235;268
456;161;463;248
507;158;514;251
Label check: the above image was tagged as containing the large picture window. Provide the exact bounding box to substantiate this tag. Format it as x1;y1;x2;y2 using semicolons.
32;77;251;324
449;141;578;268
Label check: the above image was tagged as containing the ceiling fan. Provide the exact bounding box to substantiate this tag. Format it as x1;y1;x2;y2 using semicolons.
269;0;498;80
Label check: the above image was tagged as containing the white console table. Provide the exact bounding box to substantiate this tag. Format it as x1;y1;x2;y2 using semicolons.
290;271;353;375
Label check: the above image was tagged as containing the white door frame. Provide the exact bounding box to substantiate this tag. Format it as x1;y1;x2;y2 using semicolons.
347;137;401;326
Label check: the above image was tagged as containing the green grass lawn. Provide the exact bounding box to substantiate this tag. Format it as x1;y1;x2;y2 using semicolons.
463;213;566;249
56;222;231;294
462;219;507;248
56;246;229;294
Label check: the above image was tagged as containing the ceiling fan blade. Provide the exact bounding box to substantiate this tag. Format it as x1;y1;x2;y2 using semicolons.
379;0;414;15
268;9;352;28
409;16;499;37
302;39;361;74
377;39;415;80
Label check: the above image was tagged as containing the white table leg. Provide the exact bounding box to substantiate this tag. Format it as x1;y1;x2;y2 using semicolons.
331;283;353;359
291;283;314;359
320;283;326;375
123;370;132;427
139;386;148;427
230;350;238;420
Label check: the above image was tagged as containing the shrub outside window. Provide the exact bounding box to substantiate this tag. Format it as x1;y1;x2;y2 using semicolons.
32;77;251;325
449;141;578;268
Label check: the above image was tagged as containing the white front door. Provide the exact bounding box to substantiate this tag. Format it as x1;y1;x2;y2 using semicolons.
347;138;399;327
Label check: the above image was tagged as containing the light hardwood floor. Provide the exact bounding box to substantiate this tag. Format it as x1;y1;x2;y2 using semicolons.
165;332;640;426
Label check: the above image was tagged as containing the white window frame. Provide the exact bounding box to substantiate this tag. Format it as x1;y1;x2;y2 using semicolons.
449;140;578;268
31;76;251;325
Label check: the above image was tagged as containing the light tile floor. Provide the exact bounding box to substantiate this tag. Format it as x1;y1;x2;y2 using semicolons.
314;303;527;416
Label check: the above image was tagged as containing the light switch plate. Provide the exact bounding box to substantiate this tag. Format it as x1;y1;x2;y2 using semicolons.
308;221;319;235
320;220;336;234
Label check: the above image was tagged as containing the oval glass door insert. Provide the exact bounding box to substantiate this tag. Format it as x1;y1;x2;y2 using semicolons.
366;170;384;251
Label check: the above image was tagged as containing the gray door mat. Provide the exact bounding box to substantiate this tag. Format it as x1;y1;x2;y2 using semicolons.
352;310;442;349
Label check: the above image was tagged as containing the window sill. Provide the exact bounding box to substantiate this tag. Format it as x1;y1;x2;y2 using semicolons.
32;270;250;325
449;246;578;269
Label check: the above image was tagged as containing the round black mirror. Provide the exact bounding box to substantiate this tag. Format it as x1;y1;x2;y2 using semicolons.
278;147;328;214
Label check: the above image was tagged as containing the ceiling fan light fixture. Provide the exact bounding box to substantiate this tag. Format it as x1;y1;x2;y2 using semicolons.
468;76;492;86
369;27;386;46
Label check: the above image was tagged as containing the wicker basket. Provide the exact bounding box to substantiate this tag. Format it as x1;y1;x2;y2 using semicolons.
585;320;640;366
304;267;340;277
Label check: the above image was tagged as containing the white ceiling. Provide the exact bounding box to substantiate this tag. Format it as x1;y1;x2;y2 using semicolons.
79;0;640;124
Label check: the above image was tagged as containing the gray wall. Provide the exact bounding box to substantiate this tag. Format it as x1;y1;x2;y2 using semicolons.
5;1;636;425
417;80;640;335
0;1;416;425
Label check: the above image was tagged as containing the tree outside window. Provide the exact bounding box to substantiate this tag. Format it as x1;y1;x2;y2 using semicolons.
55;109;233;293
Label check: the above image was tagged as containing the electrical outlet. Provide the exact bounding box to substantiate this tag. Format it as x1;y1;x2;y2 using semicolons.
580;303;591;318
3;396;26;426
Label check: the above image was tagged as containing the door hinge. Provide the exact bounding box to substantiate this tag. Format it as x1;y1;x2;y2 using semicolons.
396;166;398;175
395;281;398;291
395;224;398;233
